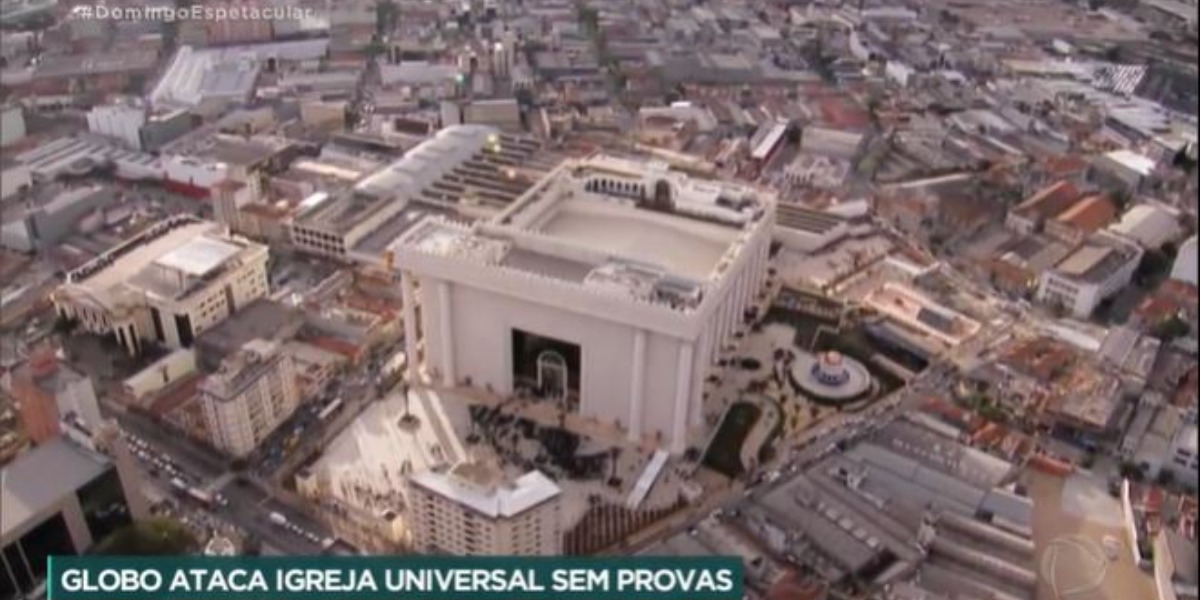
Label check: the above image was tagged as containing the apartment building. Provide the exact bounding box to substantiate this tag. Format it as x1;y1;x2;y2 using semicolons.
407;462;562;556
198;339;300;458
53;217;270;356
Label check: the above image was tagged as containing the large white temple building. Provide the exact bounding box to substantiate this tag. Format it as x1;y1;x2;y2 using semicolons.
389;155;775;453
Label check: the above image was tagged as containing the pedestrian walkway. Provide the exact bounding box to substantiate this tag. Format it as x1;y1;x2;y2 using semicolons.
739;398;779;473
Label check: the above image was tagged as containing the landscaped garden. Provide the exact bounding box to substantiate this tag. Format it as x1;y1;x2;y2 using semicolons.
702;402;762;478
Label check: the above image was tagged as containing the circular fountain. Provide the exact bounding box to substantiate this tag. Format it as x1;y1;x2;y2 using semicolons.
790;350;873;403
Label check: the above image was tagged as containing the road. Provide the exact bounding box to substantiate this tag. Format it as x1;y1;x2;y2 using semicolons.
620;365;952;555
106;401;334;555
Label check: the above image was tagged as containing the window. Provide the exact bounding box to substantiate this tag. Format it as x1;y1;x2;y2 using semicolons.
12;511;76;590
76;467;133;544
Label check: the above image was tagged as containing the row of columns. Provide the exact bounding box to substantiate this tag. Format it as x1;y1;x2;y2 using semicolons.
401;272;455;386
627;329;646;440
401;272;419;383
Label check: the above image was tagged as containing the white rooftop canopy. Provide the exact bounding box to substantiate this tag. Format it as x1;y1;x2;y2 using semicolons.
155;236;241;276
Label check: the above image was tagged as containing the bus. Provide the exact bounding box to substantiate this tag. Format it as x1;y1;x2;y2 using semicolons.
317;398;344;422
187;488;215;508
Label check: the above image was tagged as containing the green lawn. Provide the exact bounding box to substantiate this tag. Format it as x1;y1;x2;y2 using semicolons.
703;402;762;478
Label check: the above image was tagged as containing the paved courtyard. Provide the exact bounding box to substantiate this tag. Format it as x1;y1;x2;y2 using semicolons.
308;389;466;516
1028;470;1155;600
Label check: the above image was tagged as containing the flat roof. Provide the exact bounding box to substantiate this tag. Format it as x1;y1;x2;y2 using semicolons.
1051;367;1124;428
540;200;733;281
301;126;546;239
65;219;218;292
409;466;561;519
776;203;845;234
34;50;157;80
62;218;260;307
1054;235;1140;283
1;437;110;540
393;155;771;311
196;299;299;360
352;201;458;255
155;237;241;277
1103;149;1156;177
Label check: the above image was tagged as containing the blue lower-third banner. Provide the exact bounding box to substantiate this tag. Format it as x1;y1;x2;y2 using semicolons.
49;555;744;600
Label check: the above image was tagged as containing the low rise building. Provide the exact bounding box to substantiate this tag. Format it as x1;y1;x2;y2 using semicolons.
407;462;563;556
1005;180;1080;235
10;347;102;446
1090;149;1157;193
0;185;117;254
1036;231;1143;318
0;160;30;202
1109;203;1183;250
1171;236;1197;286
198;339;301;458
1044;194;1118;245
0;103;26;148
291;125;548;264
774;204;850;253
87;99;193;153
53;217;271;356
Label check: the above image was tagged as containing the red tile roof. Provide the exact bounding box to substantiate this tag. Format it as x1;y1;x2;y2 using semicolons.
1053;194;1117;233
1014;180;1080;220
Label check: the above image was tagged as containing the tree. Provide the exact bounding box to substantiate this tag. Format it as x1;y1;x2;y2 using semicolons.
1135;248;1172;286
577;5;599;33
92;519;198;556
375;0;399;38
1153;315;1191;341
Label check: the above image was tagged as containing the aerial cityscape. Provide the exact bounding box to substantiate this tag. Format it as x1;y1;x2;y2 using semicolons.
0;0;1196;598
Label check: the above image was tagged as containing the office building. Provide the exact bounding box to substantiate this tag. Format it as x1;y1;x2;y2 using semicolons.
390;155;774;452
198;339;301;458
1;437;148;598
407;462;562;556
53;216;270;356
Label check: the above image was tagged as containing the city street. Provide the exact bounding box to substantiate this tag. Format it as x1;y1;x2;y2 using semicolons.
619;365;944;555
108;401;334;555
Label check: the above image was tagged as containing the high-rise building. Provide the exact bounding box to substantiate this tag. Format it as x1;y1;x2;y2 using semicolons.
1;436;149;598
53;216;271;356
407;462;562;556
198;339;301;458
